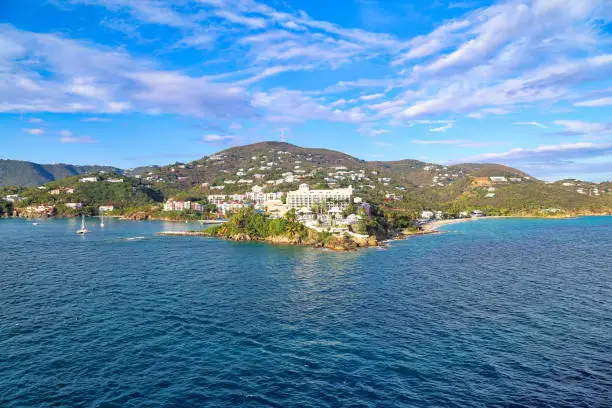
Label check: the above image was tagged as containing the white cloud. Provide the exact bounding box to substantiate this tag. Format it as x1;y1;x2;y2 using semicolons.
1;0;609;147
412;139;508;148
24;128;45;135
60;135;97;144
359;127;390;136
413;139;465;145
359;93;385;101
82;117;112;122
553;120;612;135
199;134;235;143
574;97;612;107
460;142;612;163
513;121;548;129
28;117;43;123
430;123;454;132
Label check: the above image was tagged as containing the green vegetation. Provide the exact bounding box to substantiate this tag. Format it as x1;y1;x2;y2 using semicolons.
1;142;610;221
204;208;378;251
4;173;165;216
0;199;12;216
0;159;120;187
206;208;308;241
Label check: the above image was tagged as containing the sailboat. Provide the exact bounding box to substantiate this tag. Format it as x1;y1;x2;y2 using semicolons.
100;212;105;228
76;214;89;234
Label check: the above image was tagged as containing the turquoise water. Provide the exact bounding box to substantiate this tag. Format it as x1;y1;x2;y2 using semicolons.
1;217;611;407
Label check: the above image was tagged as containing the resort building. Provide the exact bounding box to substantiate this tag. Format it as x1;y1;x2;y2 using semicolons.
79;177;98;183
99;205;114;212
286;184;353;210
163;200;205;213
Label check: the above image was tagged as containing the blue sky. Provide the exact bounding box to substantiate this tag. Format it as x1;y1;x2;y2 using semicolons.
1;0;612;181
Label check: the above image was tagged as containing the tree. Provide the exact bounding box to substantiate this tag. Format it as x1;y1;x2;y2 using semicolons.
0;200;13;216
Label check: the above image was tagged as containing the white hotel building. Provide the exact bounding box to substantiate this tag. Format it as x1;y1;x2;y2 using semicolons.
287;184;353;210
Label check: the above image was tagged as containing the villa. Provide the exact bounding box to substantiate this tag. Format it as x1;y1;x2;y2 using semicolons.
50;187;75;195
65;203;83;210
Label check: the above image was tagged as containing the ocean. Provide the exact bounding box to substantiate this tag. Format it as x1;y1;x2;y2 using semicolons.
1;216;610;407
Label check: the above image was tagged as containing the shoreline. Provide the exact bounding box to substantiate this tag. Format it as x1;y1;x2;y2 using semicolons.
422;213;612;232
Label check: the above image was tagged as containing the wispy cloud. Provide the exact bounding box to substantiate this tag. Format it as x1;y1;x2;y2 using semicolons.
552;120;612;136
574;97;612;107
413;139;465;145
82;117;112;122
460;142;612;164
513;121;548;129
430;122;453;132
1;0;610;179
413;139;508;148
359;127;390;136
23;128;45;135
198;134;235;144
60;135;97;144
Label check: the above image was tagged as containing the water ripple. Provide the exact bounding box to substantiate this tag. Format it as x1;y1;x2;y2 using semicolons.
0;217;611;407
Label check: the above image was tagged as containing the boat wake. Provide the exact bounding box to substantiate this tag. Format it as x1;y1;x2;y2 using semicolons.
124;236;146;241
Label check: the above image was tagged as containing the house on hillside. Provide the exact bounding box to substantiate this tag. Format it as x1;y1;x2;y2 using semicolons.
65;203;83;210
471;177;492;187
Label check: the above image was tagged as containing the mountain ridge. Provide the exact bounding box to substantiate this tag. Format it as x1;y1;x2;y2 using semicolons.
1;141;609;187
0;159;122;187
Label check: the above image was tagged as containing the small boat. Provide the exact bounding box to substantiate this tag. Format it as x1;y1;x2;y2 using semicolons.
100;213;105;228
76;214;90;234
32;222;39;226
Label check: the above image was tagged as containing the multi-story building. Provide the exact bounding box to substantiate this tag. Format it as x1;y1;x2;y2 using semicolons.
163;200;205;212
286;184;353;210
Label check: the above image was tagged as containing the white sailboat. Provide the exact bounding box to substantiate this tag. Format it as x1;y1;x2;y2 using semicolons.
100;212;105;228
76;214;89;234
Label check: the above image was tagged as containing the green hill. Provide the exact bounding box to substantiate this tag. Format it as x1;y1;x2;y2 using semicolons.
0;159;122;187
2;142;610;216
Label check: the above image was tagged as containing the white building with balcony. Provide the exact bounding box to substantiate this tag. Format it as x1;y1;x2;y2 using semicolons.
286;184;353;210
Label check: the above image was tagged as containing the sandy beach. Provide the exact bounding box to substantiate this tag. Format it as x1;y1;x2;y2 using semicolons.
421;218;479;231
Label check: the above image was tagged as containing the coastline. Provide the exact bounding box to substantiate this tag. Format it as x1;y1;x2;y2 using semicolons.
422;212;612;232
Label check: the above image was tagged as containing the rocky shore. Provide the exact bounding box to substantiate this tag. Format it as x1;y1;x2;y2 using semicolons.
158;229;380;251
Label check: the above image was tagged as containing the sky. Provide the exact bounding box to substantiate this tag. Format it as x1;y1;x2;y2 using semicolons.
1;0;612;181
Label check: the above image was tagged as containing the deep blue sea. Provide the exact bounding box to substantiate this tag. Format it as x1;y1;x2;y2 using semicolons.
1;216;611;407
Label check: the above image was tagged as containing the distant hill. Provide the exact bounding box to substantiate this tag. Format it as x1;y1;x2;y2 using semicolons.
0;159;122;187
3;141;610;214
448;163;531;178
